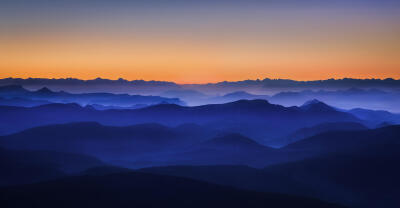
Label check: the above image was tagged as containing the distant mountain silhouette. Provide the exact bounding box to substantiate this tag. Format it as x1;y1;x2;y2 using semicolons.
198;91;271;105
270;88;400;112
0;147;103;186
0;78;180;94
2;77;399;111
0;84;185;107
269;122;368;147
0;171;343;208
3;77;399;92
35;87;56;95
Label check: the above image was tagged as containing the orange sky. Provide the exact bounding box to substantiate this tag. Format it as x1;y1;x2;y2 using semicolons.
0;6;399;84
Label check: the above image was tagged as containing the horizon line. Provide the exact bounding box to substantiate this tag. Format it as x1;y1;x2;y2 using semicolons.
2;76;399;85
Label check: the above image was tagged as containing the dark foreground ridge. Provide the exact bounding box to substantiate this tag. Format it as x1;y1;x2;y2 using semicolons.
0;171;344;208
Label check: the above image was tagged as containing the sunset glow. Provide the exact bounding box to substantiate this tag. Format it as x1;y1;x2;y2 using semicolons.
1;1;399;83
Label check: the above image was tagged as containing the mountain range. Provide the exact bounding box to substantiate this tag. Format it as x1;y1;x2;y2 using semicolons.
1;119;398;169
1;81;399;208
2;79;400;111
1;117;399;207
0;85;184;107
140;125;400;207
347;108;400;126
268;122;368;147
269;88;400;112
0;99;361;145
0;122;217;162
2;78;400;93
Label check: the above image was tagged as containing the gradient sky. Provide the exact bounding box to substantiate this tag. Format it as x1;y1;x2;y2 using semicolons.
1;0;399;83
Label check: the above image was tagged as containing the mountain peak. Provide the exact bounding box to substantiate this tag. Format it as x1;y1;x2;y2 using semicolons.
36;87;54;94
302;99;323;107
301;99;335;112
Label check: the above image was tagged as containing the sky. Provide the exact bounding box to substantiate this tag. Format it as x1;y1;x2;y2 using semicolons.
0;0;399;83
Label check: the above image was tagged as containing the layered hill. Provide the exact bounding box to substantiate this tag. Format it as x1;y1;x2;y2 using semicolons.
0;99;360;144
268;121;368;147
144;126;400;207
283;125;400;155
0;122;216;161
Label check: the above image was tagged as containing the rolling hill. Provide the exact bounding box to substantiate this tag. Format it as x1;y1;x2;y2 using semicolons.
268;122;368;147
0;122;216;161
